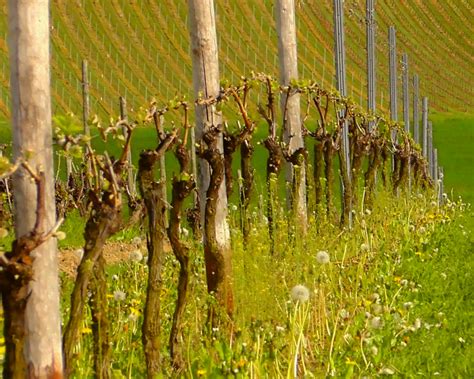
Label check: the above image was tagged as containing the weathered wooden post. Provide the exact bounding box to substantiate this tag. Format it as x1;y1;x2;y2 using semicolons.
276;0;307;231
422;97;429;158
413;74;420;144
366;0;376;131
388;26;398;142
188;0;233;320
333;0;352;226
6;0;63;376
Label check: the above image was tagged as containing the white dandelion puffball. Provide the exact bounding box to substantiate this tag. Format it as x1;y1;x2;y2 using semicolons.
0;228;8;239
73;248;84;260
370;316;383;329
113;290;126;302
55;231;67;241
316;250;330;264
379;367;395;375
129;250;143;262
360;243;370;253
180;226;189;238
291;284;310;303
131;236;142;245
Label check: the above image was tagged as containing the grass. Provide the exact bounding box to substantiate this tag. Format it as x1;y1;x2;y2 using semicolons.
57;189;473;377
431;112;474;205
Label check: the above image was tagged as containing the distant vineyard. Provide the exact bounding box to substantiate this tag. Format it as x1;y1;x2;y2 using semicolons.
0;0;473;118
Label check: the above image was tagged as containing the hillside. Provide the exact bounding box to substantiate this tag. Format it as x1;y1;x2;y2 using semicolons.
0;0;473;118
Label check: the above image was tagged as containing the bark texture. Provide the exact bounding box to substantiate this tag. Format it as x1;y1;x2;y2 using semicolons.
138;131;176;378
276;0;307;230
188;0;233;321
168;143;195;369
7;0;63;376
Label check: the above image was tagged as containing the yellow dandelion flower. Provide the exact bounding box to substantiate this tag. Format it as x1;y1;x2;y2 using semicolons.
345;357;357;365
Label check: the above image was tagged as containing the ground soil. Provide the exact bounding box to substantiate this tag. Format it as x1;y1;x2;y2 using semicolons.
58;239;172;277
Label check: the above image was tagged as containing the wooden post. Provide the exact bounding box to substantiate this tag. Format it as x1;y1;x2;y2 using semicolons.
276;0;307;230
7;0;63;376
188;0;233;318
334;0;353;226
366;0;376;131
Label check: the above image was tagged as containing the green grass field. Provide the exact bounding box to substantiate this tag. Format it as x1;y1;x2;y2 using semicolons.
431;112;474;205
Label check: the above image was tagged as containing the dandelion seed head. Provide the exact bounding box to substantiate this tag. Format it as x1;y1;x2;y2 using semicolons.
73;248;84;260
316;250;330;264
129;250;143;262
339;309;349;319
290;284;310;303
371;303;383;315
370;316;383;329
131;236;142;245
0;228;8;239
379;367;395;375
113;290;126;302
55;231;67;240
360;243;370;253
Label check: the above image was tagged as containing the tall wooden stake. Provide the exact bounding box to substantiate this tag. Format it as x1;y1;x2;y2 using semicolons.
188;0;233;319
7;0;63;376
276;0;307;231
